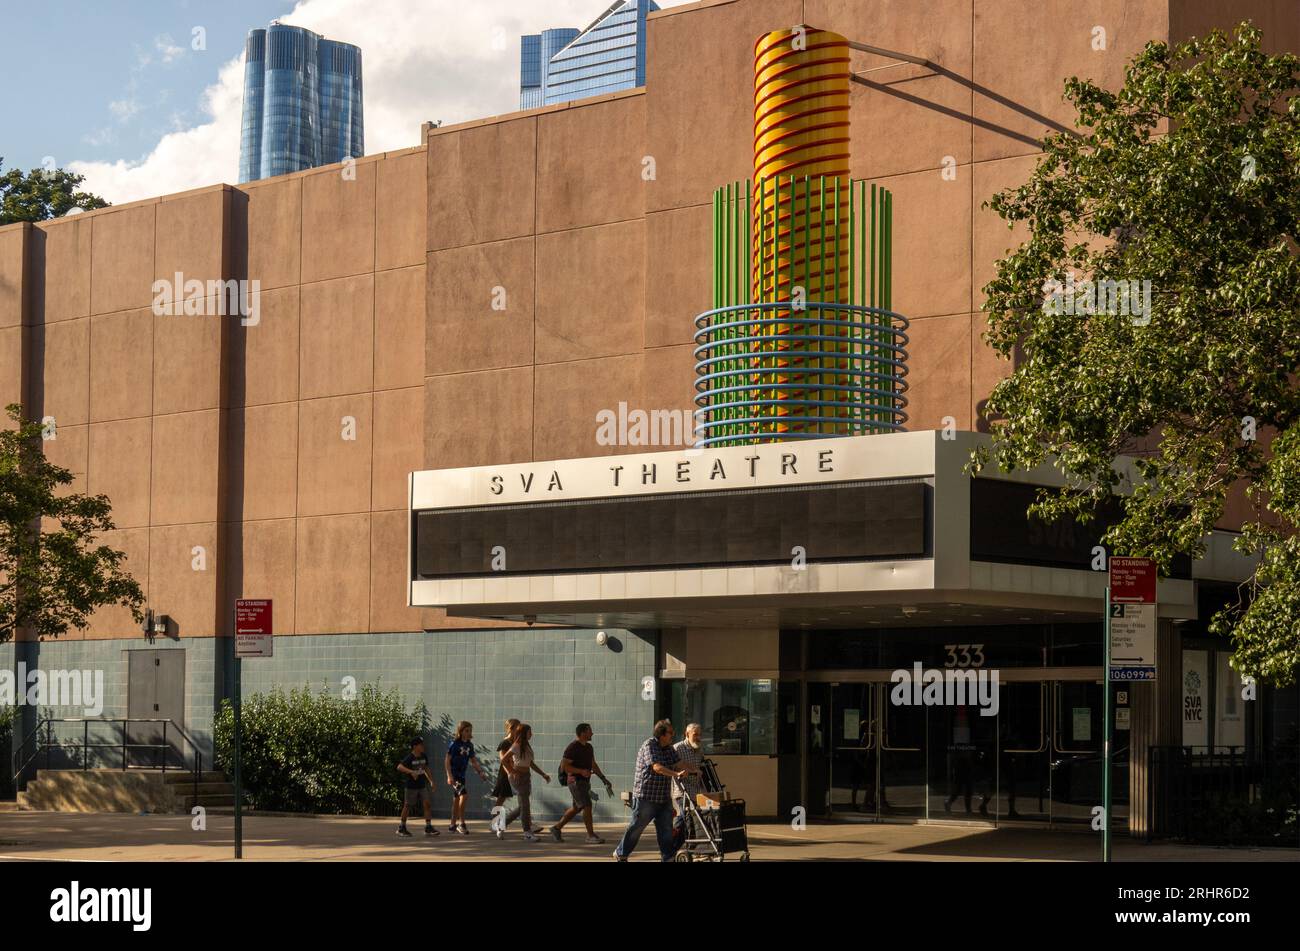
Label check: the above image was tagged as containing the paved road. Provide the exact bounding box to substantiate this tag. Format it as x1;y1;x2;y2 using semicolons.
0;812;1296;861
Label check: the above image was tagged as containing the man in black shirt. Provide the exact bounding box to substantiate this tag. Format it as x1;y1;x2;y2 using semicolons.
396;737;439;837
552;723;613;844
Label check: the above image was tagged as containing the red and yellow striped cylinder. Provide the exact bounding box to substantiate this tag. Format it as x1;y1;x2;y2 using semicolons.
752;26;852;433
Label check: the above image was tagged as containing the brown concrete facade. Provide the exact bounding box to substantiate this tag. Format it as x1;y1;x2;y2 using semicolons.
1;0;1296;648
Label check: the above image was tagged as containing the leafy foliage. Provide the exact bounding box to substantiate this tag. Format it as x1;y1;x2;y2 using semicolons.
0;404;144;643
0;705;13;799
975;24;1300;683
212;684;428;816
0;158;108;224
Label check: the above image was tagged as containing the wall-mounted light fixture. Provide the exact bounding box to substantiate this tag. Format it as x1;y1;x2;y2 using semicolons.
141;609;171;640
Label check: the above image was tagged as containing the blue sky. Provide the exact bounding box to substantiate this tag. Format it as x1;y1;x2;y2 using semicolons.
1;0;293;174
1;0;686;204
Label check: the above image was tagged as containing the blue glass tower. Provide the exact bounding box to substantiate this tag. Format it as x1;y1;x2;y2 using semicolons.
239;23;364;183
520;29;581;110
519;0;658;110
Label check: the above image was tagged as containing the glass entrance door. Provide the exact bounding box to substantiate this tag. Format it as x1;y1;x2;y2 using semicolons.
927;699;998;820
993;681;1050;822
1049;680;1103;823
805;674;1110;826
879;685;926;818
829;683;877;816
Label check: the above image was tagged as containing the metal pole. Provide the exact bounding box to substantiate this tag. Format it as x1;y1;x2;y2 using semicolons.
843;39;933;68
1103;585;1112;863
234;653;242;860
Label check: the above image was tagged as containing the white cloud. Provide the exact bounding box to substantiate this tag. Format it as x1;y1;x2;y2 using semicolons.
155;34;187;66
109;98;142;122
69;0;684;205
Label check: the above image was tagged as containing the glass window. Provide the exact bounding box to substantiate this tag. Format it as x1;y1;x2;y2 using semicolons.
683;679;778;755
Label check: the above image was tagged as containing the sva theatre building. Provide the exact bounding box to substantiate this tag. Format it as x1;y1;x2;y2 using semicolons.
3;0;1297;838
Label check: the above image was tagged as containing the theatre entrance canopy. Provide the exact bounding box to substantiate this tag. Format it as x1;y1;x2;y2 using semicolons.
407;431;1249;631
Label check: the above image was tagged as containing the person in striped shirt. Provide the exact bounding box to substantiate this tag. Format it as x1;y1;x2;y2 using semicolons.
672;723;706;838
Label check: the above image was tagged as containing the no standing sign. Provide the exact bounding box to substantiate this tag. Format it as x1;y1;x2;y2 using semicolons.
235;599;274;658
1108;557;1156;680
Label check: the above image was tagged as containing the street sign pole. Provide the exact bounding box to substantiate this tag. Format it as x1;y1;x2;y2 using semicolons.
1102;585;1112;864
233;650;242;860
231;598;272;860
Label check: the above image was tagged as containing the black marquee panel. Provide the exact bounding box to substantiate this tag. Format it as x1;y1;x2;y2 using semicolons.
413;480;931;579
969;478;1192;577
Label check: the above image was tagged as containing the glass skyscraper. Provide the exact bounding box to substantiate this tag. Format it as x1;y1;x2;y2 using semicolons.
239;23;364;183
520;28;581;110
519;0;658;110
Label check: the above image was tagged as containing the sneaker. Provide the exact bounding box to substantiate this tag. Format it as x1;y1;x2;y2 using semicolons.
495;827;504;840
586;834;605;844
424;826;440;837
396;827;412;838
551;827;564;842
612;849;626;862
448;824;458;834
523;832;539;842
457;823;470;835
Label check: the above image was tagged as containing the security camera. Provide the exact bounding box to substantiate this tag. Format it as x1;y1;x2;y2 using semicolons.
525;614;536;627
596;631;608;646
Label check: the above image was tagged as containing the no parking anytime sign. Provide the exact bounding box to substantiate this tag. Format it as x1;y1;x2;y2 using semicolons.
1108;558;1156;681
235;599;273;658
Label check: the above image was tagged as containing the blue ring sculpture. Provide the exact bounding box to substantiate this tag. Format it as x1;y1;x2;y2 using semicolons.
693;301;910;448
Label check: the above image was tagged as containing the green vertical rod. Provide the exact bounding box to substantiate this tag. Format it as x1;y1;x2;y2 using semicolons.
743;179;752;442
739;180;747;437
869;184;877;429
832;177;841;431
728;180;738;439
885;189;893;426
817;175;826;433
711;187;718;432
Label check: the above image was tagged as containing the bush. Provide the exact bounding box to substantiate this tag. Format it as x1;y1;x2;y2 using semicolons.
0;705;13;799
213;685;427;816
1190;784;1300;847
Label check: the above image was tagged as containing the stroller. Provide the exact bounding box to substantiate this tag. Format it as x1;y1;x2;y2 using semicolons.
673;758;749;862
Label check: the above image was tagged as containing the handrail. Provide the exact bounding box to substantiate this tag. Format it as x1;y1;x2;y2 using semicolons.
10;717;205;806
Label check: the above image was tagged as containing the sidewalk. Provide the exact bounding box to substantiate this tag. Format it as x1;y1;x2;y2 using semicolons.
1;812;1295;862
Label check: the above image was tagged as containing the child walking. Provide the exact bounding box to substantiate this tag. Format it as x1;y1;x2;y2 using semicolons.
445;721;490;834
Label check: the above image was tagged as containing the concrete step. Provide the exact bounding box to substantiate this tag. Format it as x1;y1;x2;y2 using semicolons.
162;782;234;797
17;768;234;814
184;795;236;808
161;771;227;786
31;768;225;785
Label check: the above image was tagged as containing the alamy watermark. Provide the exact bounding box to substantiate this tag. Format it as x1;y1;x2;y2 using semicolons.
889;662;1000;717
1042;273;1152;325
595;401;694;447
151;272;260;326
0;663;105;716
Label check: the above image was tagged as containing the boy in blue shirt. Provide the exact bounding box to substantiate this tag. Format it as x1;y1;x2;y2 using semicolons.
445;721;490;834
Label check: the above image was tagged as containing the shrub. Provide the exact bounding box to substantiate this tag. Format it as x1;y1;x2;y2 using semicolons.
0;705;13;799
213;685;426;816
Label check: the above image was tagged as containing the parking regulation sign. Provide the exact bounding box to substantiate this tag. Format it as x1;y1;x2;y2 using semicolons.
1108;558;1155;680
235;599;273;658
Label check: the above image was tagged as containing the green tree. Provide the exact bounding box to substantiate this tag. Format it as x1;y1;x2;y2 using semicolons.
0;404;143;642
0;158;108;224
975;23;1300;684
